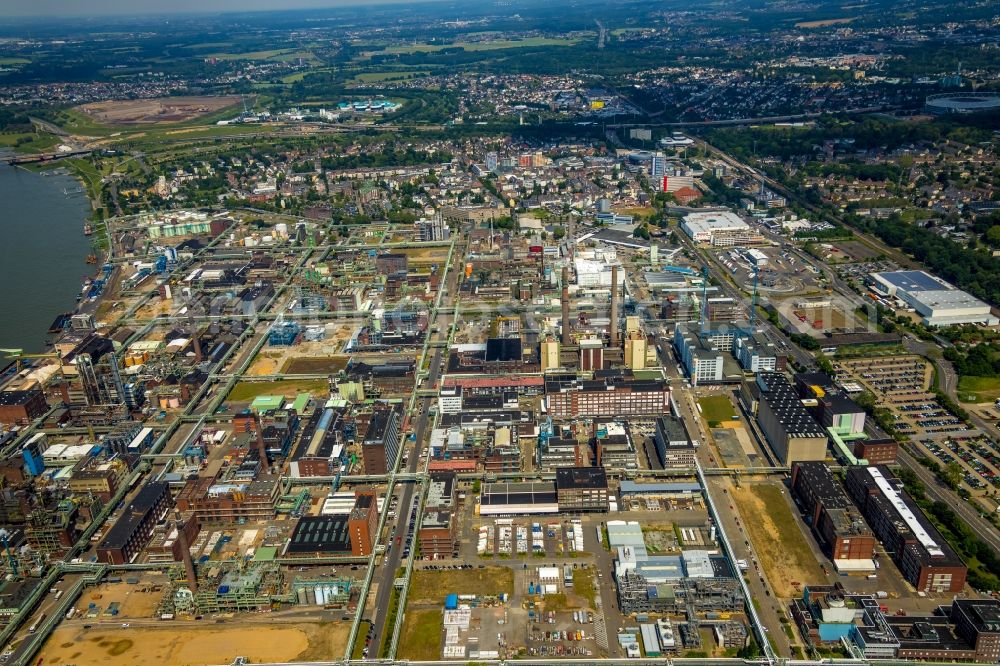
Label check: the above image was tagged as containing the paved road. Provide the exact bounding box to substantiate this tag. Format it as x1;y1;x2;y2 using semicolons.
707;477;793;657
677;234;814;371
366;350;442;656
897;448;1000;554
367;233;463;655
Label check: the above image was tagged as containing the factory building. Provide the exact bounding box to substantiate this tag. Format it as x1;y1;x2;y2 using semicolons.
0;389;48;426
741;372;827;465
175;475;281;524
845;466;967;593
733;332;784;373
361;403;400;475
869;270;997;327
419;472;457;558
286;515;352;557
539;337;561;372
544;372;670;418
347;492;378;556
654;415;696;470
554;466;609;512
791;462;877;570
288;403;349;478
795;373;897;465
97;481;171;564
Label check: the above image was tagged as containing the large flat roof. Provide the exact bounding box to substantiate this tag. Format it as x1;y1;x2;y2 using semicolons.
873;270;947;293
287;515;351;554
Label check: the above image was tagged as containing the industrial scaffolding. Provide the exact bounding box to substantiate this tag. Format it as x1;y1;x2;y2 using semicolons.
616;571;745;615
192;561;283;614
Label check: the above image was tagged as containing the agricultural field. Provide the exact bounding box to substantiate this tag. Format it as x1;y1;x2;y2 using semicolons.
353;70;431;83
366;36;581;58
77;96;242;125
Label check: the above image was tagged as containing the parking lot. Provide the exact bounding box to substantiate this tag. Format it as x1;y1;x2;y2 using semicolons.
832;356;974;439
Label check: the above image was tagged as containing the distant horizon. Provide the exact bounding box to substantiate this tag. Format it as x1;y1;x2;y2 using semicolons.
0;0;447;20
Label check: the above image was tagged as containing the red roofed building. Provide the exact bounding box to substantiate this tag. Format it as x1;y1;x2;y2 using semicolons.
427;459;477;473
673;186;702;206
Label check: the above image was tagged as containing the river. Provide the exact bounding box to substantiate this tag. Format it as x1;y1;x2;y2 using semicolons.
0;156;93;353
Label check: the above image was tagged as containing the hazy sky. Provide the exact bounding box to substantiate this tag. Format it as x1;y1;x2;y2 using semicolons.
0;0;421;18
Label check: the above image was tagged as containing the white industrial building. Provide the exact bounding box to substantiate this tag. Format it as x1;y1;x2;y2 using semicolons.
574;257;625;287
743;248;769;267
681;211;751;246
673;323;725;385
869;270;997;327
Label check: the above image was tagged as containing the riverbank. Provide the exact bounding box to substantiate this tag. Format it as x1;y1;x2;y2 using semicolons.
0;153;94;352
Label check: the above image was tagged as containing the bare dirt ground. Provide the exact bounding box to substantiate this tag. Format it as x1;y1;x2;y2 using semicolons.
77;578;168;618
77;96;241;125
40;620;349;665
730;483;823;598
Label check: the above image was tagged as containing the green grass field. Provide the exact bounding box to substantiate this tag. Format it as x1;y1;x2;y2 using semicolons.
408;567;513;605
49;109;120;136
179;41;234;50
572;569;596;608
0;132;60;152
698;395;738;424
958;376;1000;403
351;620;371;660
397;609;442;661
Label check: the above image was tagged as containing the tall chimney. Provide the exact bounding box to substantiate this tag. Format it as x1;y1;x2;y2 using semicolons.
254;415;270;474
192;328;203;363
561;266;571;345
610;264;620;348
176;520;197;592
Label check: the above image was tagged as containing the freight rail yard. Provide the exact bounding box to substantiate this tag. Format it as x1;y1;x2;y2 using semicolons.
0;156;999;666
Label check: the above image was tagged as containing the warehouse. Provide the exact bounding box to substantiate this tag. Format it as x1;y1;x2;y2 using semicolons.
869;270;997;327
479;481;558;516
681;211;752;246
286;515;352;556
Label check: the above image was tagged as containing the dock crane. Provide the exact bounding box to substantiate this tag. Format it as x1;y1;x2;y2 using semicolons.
0;348;61;373
0;528;18;576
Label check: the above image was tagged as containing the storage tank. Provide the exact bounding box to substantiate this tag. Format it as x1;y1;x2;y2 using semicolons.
296;588;307;605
